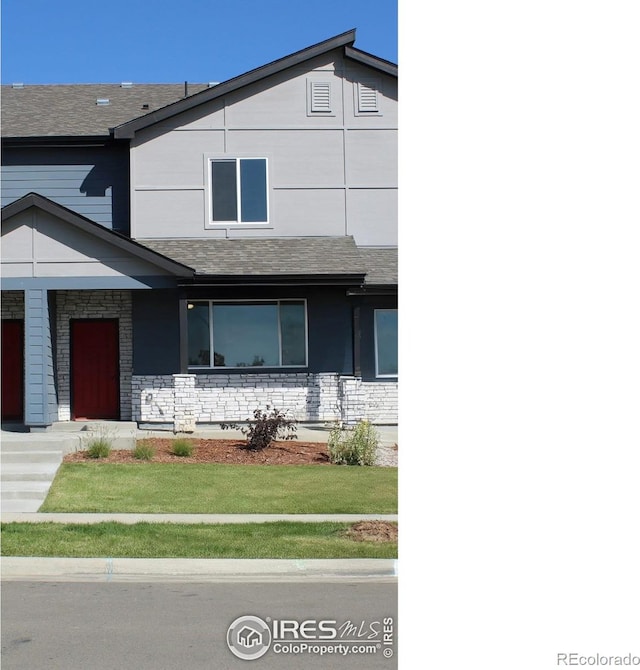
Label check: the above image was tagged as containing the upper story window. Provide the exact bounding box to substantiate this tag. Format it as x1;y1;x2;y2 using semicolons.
209;158;268;225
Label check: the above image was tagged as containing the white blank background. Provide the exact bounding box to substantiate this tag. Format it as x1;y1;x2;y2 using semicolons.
400;2;640;668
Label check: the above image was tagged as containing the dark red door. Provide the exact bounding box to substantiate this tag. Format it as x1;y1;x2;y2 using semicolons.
71;320;119;420
1;320;24;421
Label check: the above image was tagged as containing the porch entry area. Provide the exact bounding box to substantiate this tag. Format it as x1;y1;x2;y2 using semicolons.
71;319;120;420
1;319;24;421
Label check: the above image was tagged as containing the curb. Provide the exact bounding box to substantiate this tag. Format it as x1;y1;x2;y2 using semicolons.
1;557;399;583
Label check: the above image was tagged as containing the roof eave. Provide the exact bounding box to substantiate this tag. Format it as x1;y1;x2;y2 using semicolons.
1;135;115;146
347;284;398;296
344;46;398;77
180;272;366;287
112;29;357;139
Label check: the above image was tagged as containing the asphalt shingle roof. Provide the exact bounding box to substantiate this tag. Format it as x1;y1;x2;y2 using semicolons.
1;83;211;137
357;248;398;285
138;237;369;277
138;237;397;285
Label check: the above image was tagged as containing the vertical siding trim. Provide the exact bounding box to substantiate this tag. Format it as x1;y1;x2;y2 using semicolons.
24;288;52;426
130;142;137;238
341;70;349;235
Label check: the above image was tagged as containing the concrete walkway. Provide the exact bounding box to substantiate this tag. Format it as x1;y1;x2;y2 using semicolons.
1;434;65;513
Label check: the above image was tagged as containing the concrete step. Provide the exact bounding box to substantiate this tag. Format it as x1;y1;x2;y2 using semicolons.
1;481;52;501
1;450;63;464
1;499;45;513
1;436;73;452
1;462;62;481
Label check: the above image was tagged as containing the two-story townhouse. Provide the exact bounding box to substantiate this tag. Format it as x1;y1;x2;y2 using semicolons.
1;30;398;432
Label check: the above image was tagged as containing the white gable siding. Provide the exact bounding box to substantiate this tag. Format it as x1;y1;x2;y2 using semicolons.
130;50;397;246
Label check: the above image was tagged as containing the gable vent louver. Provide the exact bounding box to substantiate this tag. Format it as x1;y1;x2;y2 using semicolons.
310;81;331;113
357;82;379;113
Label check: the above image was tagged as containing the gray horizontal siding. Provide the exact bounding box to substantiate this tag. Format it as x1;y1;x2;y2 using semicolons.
1;146;129;233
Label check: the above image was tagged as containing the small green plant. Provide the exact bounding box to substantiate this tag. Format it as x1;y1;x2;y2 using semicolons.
133;441;155;461
83;424;114;459
86;438;111;459
328;420;379;466
221;406;297;451
170;439;194;457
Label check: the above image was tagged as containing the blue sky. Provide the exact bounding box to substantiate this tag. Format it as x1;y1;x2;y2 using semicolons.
1;0;397;84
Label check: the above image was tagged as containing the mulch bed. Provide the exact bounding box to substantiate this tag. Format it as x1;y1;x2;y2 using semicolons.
64;438;332;465
342;521;398;543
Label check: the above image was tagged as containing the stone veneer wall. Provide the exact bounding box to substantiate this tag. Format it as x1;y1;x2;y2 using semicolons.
56;290;133;421
338;378;399;424
1;291;25;319
132;372;398;430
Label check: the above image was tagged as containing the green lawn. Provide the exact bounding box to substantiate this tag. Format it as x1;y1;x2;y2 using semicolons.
40;464;397;514
0;521;397;559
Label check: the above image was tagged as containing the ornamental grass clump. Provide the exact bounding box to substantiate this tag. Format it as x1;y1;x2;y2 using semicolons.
86;438;111;460
170;439;194;457
83;425;114;459
133;441;155;461
328;420;379;466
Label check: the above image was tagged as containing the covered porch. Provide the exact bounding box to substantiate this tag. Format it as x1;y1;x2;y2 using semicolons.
0;193;192;430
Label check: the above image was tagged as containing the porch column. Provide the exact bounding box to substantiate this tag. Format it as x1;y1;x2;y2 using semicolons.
24;288;56;429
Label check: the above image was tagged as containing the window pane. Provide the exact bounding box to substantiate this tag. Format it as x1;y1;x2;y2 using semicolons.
211;160;237;221
375;309;398;376
187;303;210;366
239;159;267;222
280;301;306;366
213;303;279;367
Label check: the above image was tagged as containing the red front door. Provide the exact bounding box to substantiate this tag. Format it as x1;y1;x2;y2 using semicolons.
71;319;119;420
1;320;24;421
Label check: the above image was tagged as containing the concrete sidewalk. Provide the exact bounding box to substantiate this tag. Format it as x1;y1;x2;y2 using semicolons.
1;512;398;524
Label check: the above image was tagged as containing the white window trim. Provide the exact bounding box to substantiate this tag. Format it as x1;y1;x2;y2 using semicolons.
205;156;270;227
188;299;308;370
374;308;398;378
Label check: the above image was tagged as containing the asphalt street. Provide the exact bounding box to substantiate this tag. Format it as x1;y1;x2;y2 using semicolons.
1;580;398;669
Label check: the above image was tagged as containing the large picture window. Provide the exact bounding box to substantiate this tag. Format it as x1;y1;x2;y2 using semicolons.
187;300;307;368
375;309;398;377
209;158;268;224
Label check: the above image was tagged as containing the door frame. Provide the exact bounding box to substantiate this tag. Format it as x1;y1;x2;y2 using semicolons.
70;318;120;420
